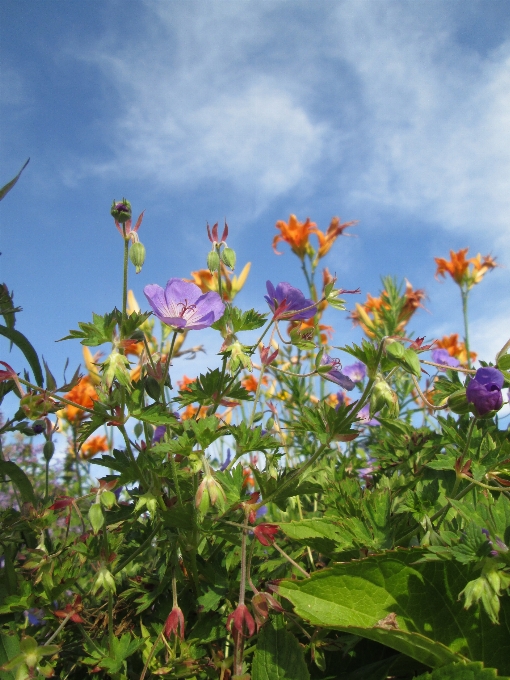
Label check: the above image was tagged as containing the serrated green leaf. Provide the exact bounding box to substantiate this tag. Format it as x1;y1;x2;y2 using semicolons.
278;550;510;673
252;618;310;680
416;661;508;679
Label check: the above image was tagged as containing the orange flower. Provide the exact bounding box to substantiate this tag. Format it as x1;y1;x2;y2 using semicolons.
80;435;108;460
241;374;268;393
435;249;497;289
180;404;208;421
178;375;196;391
187;262;251;302
435;334;477;366
62;376;99;423
273;215;316;258
311;217;357;259
350;281;425;338
287;317;333;345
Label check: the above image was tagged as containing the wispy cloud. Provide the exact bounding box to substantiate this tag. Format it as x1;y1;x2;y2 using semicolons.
70;1;510;247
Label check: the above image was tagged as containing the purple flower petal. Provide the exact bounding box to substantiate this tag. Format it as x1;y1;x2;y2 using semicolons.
320;354;355;390
144;278;225;331
342;362;367;382
265;281;316;320
431;349;460;369
466;367;504;416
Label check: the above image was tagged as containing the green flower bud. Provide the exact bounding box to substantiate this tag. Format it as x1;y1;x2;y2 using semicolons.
207;249;220;273
100;490;117;509
221;246;236;270
266;417;275;430
129;241;146;274
43;441;55;462
20;393;58;420
370;378;399;418
447;389;471;414
110;198;132;223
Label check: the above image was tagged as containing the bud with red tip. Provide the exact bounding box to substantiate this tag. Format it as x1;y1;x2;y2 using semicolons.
260;344;279;367
253;523;278;546
226;603;256;638
164;606;185;640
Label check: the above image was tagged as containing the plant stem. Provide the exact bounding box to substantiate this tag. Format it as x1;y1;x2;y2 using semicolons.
113;521;160;575
122;228;129;331
461;288;471;369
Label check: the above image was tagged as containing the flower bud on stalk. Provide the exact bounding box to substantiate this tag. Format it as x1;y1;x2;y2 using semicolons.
129;241;146;274
207;249;221;274
195;474;227;514
370;378;399;418
221;246;236;270
110;198;132;223
43;441;55;463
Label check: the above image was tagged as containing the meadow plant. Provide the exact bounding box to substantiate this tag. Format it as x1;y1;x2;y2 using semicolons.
1;167;510;679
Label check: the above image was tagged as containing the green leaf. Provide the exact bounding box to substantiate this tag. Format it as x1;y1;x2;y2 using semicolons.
252;618;310;680
279;518;353;555
212;306;267;333
0;631;20;680
0;158;29;201
278;549;510;673
0;461;36;505
416;661;509;679
58;311;119;346
0;325;44;387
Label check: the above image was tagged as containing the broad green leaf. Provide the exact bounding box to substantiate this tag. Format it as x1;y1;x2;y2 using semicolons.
279;519;353;555
252;618;310;680
278;550;510;673
416;661;509;679
0;158;29;201
0;631;20;680
0;325;44;387
0;461;36;506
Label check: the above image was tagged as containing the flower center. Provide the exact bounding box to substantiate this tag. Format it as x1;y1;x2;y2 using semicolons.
176;299;197;319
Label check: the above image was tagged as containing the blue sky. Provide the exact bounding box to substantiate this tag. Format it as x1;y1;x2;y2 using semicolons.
1;0;510;397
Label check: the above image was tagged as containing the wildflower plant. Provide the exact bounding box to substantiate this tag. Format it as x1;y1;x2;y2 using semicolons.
0;168;510;679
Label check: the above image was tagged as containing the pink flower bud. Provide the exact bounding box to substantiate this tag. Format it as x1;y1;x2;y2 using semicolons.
164;606;185;640
226;603;255;638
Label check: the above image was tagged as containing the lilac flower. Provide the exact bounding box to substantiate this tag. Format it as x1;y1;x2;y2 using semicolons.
432;349;460;369
342;362;367;382
153;425;166;444
357;403;380;426
466;367;504;416
320;354;355;390
220;449;232;472
144;279;225;330
264;281;315;321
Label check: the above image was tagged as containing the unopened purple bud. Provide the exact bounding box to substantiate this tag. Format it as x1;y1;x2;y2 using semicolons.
466;367;504;416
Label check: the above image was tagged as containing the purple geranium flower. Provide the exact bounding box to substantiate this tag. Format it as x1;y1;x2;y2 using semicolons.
357;403;380;426
264;281;315;321
153;425;166;444
342;362;367;382
144;279;225;330
466;367;504;416
320;354;355;390
432;348;460;370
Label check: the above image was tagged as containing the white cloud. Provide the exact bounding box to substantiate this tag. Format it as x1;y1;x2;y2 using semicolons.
331;3;510;243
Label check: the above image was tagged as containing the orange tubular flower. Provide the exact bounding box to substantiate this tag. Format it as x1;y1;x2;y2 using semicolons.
311;217;357;260
80;435;109;460
435;249;497;289
62;376;99;424
435;333;477;366
273;215;316;258
287;317;333;345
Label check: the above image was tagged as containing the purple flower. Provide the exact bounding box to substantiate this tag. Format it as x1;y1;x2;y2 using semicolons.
264;281;315;321
342;362;367;382
153;425;166;444
144;279;225;330
220;449;232;471
357;403;380;426
432;349;460;369
466;367;504;416
320;354;355;390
